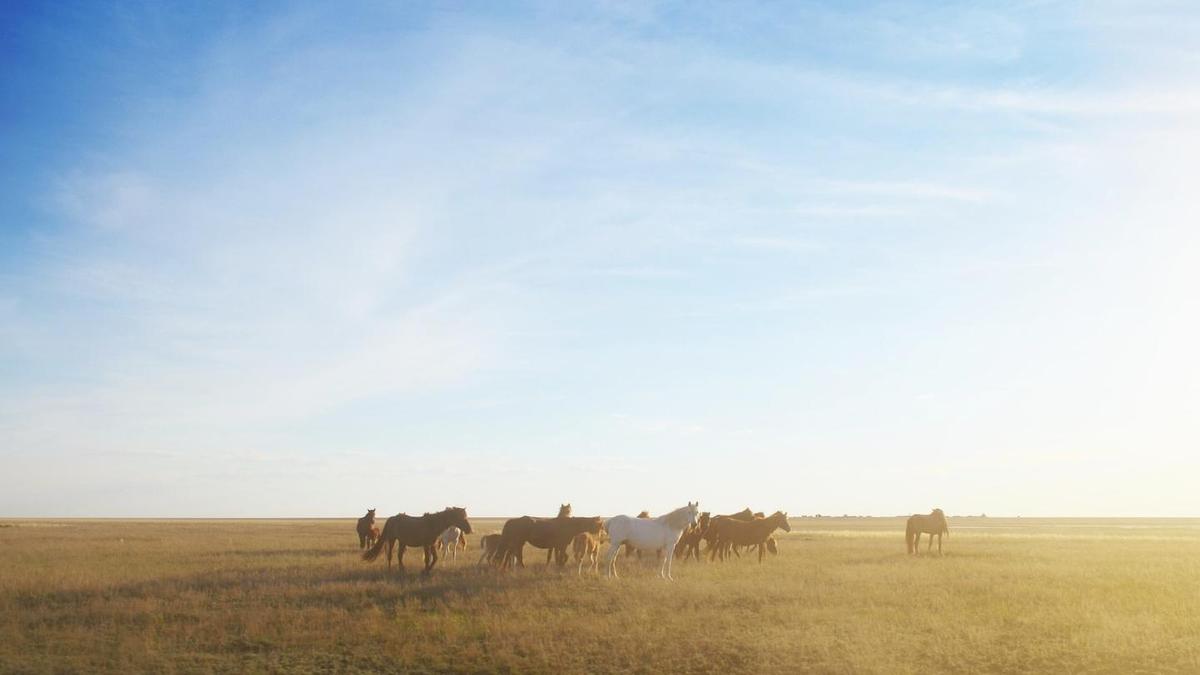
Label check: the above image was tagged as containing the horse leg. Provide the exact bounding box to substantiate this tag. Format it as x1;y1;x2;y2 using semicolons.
759;541;766;564
913;532;921;556
937;533;942;555
425;545;438;574
603;542;621;578
396;546;406;574
927;534;933;554
386;540;395;572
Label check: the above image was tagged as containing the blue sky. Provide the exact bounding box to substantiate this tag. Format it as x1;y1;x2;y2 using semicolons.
2;1;1199;517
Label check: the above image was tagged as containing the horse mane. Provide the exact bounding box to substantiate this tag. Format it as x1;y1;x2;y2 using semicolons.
655;503;698;530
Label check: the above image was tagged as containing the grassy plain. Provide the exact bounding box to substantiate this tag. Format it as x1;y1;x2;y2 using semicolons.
2;516;1198;673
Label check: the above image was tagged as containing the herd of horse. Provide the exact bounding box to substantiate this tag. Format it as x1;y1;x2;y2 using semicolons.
355;504;951;577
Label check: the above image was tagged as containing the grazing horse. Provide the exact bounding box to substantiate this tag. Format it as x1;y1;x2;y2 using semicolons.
362;507;472;574
477;533;504;567
498;515;605;570
572;531;601;575
603;502;700;580
435;526;467;563
356;508;377;549
906;508;949;555
707;511;790;563
674;511;711;562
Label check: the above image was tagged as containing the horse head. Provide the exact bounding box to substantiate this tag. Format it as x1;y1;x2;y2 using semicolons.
772;510;791;532
932;508;948;534
448;506;473;534
558;503;572;518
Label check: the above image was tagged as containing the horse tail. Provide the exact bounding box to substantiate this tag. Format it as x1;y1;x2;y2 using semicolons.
362;532;388;562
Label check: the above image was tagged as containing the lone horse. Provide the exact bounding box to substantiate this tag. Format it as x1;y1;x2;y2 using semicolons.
356;508;376;549
603;502;700;580
362;507;472;574
906;508;949;555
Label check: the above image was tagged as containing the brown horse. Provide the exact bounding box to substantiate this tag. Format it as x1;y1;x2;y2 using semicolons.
725;511;767;559
498;515;604;570
362;507;472;574
572;531;601;575
906;508;949;555
701;508;754;555
368;525;381;548
356;508;376;549
477;533;504;567
674;511;710;562
707;511;790;562
544;503;573;565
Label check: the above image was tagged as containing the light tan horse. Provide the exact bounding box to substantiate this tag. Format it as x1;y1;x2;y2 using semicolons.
434;526;468;562
906;508;949;555
572;531;601;575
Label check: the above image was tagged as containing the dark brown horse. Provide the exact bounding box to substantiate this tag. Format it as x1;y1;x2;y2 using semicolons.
707;511;790;563
356;508;376;549
674;511;711;562
498;515;604;570
362;507;472;574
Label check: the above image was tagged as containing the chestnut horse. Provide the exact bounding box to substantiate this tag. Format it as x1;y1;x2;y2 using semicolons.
674;511;710;562
498;514;604;570
906;508;949;555
701;508;754;555
707;511;790;563
544;504;573;565
362;507;472;574
572;531;601;575
356;508;376;549
477;533;504;567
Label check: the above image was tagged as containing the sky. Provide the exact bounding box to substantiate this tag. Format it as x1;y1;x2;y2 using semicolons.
2;1;1198;518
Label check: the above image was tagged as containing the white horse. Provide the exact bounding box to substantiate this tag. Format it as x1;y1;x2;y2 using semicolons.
435;526;466;563
603;502;699;580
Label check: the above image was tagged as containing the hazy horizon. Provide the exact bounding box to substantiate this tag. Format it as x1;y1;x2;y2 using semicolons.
3;2;1199;519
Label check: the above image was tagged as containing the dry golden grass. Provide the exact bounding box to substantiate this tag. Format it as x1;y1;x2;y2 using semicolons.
3;517;1199;673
